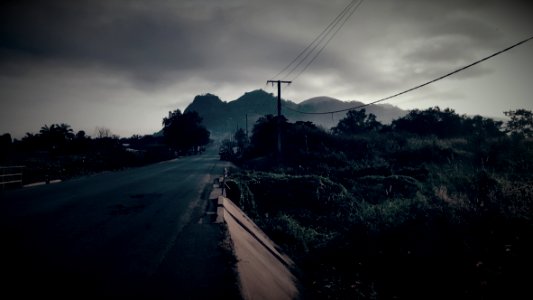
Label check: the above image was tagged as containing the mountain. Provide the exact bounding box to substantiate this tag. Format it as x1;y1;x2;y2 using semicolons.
295;96;407;129
184;89;407;138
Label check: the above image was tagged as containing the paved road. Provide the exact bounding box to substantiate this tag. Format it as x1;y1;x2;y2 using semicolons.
0;149;240;299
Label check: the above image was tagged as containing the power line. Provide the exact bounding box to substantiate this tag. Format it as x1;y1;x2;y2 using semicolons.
289;0;365;82
284;35;533;115
282;0;363;81
271;0;358;80
271;0;364;81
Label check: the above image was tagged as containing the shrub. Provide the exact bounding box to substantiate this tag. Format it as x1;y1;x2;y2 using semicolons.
260;213;336;254
232;172;348;216
350;175;421;204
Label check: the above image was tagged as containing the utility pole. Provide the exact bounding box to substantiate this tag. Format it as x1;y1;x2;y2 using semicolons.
267;80;291;158
245;113;248;137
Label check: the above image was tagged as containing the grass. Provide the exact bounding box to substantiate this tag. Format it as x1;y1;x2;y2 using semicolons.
226;132;533;299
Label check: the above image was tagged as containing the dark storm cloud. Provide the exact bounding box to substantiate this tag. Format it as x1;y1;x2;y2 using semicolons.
304;0;532;98
0;0;368;87
1;0;532;138
0;1;267;83
2;0;521;91
0;1;201;76
1;0;530;78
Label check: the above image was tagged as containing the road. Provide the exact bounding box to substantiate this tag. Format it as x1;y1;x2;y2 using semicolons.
0;148;240;299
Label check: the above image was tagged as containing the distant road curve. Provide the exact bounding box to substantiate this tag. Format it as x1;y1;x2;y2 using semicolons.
0;147;240;298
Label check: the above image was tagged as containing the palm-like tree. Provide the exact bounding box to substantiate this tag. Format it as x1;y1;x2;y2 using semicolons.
39;123;74;150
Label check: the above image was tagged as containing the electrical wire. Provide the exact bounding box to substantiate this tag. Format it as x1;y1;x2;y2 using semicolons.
289;0;365;82
270;0;364;81
270;0;358;80
282;0;363;81
284;35;533;115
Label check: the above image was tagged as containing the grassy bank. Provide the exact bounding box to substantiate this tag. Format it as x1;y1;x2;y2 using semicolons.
223;111;533;299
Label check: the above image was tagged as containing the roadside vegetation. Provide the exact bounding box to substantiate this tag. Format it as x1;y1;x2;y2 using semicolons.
221;107;533;299
0;110;210;186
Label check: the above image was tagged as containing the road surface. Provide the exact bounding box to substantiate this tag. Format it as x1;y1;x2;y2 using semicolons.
0;149;240;299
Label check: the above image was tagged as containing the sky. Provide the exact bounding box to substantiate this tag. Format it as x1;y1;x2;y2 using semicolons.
1;0;532;138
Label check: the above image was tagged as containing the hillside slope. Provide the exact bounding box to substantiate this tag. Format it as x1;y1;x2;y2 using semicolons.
184;90;407;137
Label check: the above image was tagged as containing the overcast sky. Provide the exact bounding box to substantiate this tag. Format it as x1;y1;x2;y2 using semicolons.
1;0;532;138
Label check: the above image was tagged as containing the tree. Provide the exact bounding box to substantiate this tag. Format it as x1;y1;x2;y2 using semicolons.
392;107;463;137
234;128;249;153
463;115;504;138
250;114;287;156
219;139;237;161
38;123;75;151
162;109;210;153
76;130;87;140
283;121;328;157
0;133;12;146
70;130;91;153
504;109;533;137
40;123;74;139
332;109;381;135
0;133;12;162
95;127;112;139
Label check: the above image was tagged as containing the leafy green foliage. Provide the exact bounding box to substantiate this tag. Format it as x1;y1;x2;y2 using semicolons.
392;107;463;137
234;128;249;154
332;109;381;135
226;107;533;299
392;106;505;139
163;109;210;153
505;109;533;137
0;133;13;163
2;124;175;186
248;114;287;157
218;139;237;161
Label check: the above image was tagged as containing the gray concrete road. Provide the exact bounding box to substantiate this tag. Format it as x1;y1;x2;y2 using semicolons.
0;149;240;299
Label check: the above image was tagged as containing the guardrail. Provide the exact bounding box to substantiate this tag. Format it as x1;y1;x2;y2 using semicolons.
0;166;24;189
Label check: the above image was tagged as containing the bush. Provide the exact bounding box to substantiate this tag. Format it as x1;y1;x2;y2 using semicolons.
229;113;533;299
350;175;421;204
260;213;336;254
231;172;348;217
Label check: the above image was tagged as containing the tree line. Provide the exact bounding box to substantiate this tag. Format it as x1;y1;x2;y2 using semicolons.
220;107;533;299
221;107;532;163
0;110;211;186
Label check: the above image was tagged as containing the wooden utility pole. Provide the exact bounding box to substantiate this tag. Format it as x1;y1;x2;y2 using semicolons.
245;113;248;137
267;80;291;158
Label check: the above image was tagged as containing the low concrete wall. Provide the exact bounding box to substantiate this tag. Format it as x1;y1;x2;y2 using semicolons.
217;196;299;300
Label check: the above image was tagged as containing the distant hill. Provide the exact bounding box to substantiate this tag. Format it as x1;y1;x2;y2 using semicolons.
184;89;407;138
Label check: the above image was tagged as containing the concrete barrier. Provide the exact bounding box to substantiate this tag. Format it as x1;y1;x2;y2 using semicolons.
217;196;299;300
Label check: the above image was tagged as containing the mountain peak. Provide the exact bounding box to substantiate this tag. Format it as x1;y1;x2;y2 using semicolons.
234;89;275;103
299;96;341;105
191;93;223;105
184;93;225;115
183;90;407;137
243;89;271;97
